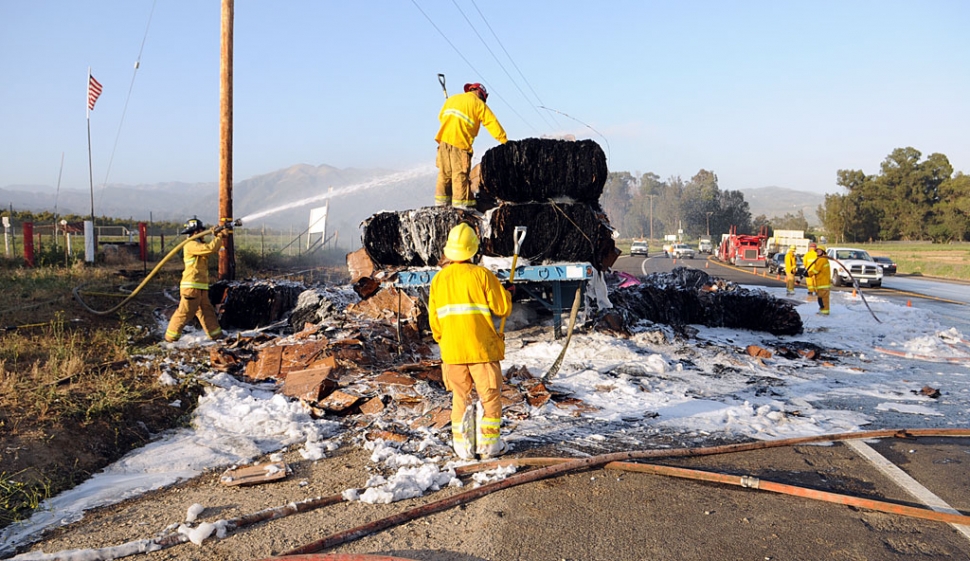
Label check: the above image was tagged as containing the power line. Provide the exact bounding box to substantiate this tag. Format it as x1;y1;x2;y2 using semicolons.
469;0;563;131
539;105;611;162
97;0;157;212
410;0;537;135
450;0;555;131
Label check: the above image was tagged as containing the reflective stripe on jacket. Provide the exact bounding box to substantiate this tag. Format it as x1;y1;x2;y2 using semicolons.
428;262;512;364
180;237;223;290
807;254;831;290
435;91;508;153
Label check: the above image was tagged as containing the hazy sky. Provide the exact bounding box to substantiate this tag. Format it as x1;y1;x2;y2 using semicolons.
1;0;967;196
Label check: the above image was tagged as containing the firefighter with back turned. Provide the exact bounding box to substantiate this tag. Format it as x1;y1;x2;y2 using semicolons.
427;223;513;460
434;83;507;210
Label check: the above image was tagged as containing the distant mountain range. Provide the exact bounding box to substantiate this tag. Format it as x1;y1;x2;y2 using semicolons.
1;166;824;236
742;186;824;226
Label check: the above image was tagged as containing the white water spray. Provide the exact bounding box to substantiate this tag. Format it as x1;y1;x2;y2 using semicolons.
237;165;436;224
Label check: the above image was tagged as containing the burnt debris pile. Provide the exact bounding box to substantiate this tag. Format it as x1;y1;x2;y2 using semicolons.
355;137;618;273
599;268;803;336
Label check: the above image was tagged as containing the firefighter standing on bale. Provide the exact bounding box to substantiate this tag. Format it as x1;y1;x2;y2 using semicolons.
427;223;513;460
435;83;507;210
165;217;228;342
806;245;831;315
784;244;798;296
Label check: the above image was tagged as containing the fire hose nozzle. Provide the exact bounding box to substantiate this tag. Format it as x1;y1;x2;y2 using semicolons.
214;218;241;234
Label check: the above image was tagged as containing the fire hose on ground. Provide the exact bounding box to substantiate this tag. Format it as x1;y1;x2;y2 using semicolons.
14;428;970;561
72;220;241;316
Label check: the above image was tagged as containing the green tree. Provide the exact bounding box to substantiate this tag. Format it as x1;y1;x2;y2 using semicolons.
625;172;664;239
601;171;635;233
769;210;810;231
654;176;685;238
681;170;720;239
716;190;752;235
930;172;970;242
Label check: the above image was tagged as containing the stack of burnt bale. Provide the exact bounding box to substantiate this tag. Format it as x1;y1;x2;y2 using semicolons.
352;138;618;276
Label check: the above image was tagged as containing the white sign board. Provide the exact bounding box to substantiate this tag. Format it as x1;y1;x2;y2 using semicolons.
308;206;328;234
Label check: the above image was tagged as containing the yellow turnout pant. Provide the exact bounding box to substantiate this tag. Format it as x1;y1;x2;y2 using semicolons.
165;288;223;341
435;142;474;208
442;361;503;457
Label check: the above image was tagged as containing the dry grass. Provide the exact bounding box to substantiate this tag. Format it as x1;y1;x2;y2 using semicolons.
859;242;970;279
0;264;187;526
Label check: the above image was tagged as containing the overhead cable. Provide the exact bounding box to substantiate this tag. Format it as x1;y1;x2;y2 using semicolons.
451;0;555;131
470;0;563;130
97;0;158;211
410;0;538;134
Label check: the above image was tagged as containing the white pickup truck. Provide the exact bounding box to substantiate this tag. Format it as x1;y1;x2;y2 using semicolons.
826;247;883;288
671;243;696;259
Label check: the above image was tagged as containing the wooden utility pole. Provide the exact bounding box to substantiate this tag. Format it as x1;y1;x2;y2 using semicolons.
647;194;656;249
218;0;235;280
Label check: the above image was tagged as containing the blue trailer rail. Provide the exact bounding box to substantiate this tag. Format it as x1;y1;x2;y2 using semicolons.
394;262;594;338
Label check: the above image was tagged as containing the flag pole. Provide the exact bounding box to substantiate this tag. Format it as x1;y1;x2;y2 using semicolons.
86;67;95;223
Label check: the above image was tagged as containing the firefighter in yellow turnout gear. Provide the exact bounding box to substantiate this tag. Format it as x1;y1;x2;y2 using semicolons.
784;244;798;296
165;217;228;342
803;242;819;299
435;83;507;210
427;223;513;459
806;245;832;315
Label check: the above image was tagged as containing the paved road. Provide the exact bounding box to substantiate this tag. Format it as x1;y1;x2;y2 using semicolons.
614;253;969;306
597;254;970;559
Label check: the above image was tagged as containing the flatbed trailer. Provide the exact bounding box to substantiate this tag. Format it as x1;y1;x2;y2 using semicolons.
395;262;595;338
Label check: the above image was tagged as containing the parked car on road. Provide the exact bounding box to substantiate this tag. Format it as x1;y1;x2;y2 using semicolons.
671;243;695;259
825;247;883;288
630;241;649;257
768;253;804;276
872;256;897;275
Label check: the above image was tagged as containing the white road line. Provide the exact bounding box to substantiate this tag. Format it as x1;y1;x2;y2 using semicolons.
846;439;970;542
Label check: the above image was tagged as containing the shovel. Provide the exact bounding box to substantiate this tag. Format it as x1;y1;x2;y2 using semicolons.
498;226;527;334
438;73;448;98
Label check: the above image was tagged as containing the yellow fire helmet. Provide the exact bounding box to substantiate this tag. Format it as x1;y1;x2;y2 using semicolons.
444;222;479;262
788;245;796;252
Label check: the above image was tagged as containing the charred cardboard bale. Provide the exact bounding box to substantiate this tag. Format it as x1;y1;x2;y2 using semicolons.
212;280;305;330
483;202;617;269
479;138;607;204
604;267;803;336
361;206;480;268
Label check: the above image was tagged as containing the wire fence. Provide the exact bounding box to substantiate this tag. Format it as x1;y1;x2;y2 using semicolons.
1;220;356;269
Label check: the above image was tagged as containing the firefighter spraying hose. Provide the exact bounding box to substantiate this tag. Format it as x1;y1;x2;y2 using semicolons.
73;219;242;316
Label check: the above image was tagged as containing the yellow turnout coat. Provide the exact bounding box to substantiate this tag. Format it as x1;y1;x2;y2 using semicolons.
428;262;512;364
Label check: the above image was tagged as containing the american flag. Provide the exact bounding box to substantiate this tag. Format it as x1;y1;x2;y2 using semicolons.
88;75;103;111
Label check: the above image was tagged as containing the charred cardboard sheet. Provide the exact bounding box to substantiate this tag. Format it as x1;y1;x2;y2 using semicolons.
601;267;803;336
479;138;607;204
360;206;480;268
483;202;617;270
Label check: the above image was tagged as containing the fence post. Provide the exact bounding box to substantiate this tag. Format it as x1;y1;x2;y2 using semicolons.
23;221;35;267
